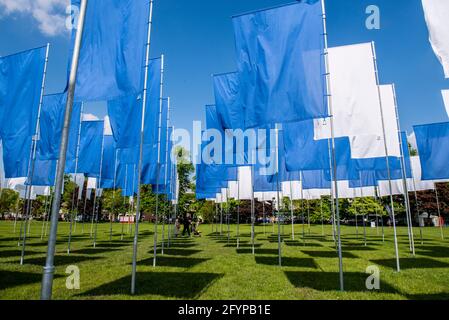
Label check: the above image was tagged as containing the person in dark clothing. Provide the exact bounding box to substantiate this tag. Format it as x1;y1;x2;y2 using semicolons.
182;214;192;237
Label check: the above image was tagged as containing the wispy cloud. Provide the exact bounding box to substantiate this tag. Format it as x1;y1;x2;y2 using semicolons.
0;0;69;37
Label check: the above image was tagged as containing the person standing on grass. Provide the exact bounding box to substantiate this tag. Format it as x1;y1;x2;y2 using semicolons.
182;214;192;237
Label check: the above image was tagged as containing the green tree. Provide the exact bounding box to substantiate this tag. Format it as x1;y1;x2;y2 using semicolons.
175;146;195;218
0;189;20;218
347;197;387;217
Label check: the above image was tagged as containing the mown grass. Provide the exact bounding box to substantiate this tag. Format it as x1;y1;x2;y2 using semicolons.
1;220;449;300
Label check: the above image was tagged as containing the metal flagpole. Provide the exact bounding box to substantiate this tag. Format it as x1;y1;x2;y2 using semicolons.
161;97;171;255
360;184;367;247
392;85;415;255
262;200;265;236
250;165;255;255
152;62;166;268
121;166;128;240
131;0;154;294
237;177;240;248
93;133;105;248
320;197;324;236
307;199;311;235
434;184;444;240
300;172;305;245
67;102;84;254
44;190;53;237
167;138;175;248
226;188;230;244
275;124;282;267
289;180;295;240
354;190;359;240
371;41;400;272
41;0;87;300
220;201;223;236
322;0;344;290
20;43;50;266
109;150;118;242
214;202;217;234
40;194;49;240
375;187;385;242
327;137;337;245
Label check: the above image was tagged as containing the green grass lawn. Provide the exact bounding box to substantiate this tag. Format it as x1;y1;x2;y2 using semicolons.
1;220;449;300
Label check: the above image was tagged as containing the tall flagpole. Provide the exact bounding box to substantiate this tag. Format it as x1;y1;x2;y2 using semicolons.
93;133;105;248
360;183;367;247
300;171;305;245
434;184;444;240
161;97;171;255
237;174;241;248
67;102;84;254
109;150;118;241
322;0;344;290
20;43;50;266
371;41;400;272
391;85;415;255
289;180;295;240
152;61;165;268
275;124;282;267
131;0;154;294
41;0;87;300
250;165;255;255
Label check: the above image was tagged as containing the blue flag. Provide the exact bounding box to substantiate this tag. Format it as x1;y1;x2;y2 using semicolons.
107;57;162;149
100;135;117;186
38;93;82;163
77;121;104;177
0;46;47;178
70;0;149;102
141;98;169;185
232;1;328;128
414;122;449;181
213;72;244;130
302;170;331;190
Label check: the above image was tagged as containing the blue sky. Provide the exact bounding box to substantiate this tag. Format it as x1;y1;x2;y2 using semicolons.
0;0;448;137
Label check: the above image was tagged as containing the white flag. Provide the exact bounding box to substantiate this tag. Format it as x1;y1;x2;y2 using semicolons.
281;181;302;200
422;0;449;78
349;85;401;158
314;43;383;140
410;156;436;191
378;180;405;197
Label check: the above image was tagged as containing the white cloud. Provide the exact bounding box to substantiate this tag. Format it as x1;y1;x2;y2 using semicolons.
0;0;69;36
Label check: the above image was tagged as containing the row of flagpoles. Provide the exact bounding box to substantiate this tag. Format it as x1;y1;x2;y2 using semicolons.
1;0;449;299
0;0;180;299
195;0;449;292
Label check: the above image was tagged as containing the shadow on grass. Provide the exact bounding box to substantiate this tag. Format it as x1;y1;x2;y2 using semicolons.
416;246;449;258
255;256;318;268
284;241;323;247
302;250;358;259
80;272;223;298
341;245;376;252
285;271;399;293
165;243;197;249
151;249;202;257
0;271;62;291
136;256;210;268
20;255;103;266
70;248;121;255
370;258;449;270
223;243;262;248
0;249;41;259
236;248;279;255
94;242;131;249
